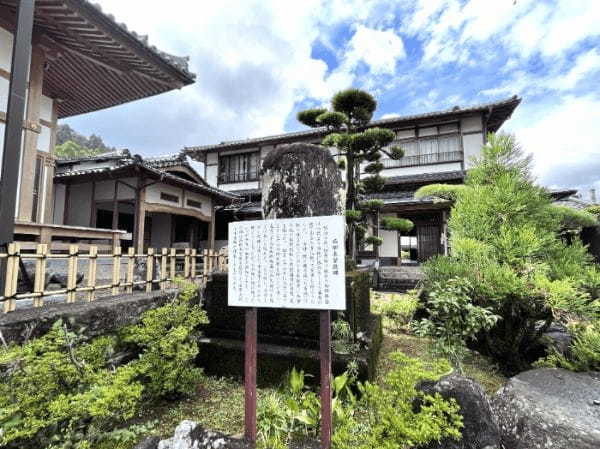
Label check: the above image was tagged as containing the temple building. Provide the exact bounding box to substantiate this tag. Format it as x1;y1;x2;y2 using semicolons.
0;0;234;251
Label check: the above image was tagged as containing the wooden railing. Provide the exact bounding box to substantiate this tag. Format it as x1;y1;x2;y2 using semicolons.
0;244;228;313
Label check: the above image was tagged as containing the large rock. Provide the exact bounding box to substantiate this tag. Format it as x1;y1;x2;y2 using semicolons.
492;368;600;449
420;372;501;449
261;143;345;219
157;420;247;449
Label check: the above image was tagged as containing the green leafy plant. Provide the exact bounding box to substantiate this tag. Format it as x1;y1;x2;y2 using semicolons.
412;279;500;368
536;320;600;372
372;292;419;332
0;280;205;448
418;134;599;373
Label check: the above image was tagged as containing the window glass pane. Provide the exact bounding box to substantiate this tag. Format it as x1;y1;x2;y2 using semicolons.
419;137;437;155
399;140;418;156
439;134;459;153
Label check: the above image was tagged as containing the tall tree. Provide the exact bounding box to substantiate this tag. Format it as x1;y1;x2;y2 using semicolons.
297;89;412;261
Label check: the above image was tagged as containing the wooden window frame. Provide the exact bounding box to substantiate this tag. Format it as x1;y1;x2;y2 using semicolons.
218;151;260;184
160;192;179;204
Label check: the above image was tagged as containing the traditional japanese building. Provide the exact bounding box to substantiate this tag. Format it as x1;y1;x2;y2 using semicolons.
53;151;238;252
0;0;196;249
184;96;521;265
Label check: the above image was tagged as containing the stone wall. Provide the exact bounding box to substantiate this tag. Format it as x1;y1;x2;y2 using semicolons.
0;289;179;344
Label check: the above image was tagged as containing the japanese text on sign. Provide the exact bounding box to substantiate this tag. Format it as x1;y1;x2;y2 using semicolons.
228;215;346;310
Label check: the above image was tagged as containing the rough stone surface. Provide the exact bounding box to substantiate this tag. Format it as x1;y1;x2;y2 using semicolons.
420;372;501;449
492;368;600;449
541;323;572;355
261;143;344;219
157;421;319;449
134;436;161;449
0;289;178;344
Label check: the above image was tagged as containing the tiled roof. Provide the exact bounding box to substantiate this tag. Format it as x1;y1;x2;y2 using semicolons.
384;170;466;186
184;96;521;157
56;149;131;164
55;161;239;204
84;1;195;79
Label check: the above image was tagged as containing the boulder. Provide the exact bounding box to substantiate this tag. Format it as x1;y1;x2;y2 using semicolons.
492;368;600;449
157;420;247;449
541;323;572;355
134;436;160;449
419;372;501;449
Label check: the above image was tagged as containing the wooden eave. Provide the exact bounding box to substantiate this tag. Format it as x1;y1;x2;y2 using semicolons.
0;0;195;118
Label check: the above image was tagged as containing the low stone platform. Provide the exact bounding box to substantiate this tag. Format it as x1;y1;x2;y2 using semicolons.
0;289;178;344
376;265;424;292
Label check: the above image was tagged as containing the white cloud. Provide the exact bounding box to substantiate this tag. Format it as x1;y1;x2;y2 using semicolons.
344;25;406;76
551;49;600;91
506;95;600;191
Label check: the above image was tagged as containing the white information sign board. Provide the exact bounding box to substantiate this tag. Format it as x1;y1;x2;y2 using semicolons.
228;215;346;310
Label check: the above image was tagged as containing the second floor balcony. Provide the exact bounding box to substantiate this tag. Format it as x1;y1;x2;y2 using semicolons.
381;150;463;169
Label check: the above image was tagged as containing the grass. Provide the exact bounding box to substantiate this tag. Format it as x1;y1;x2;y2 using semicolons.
372;290;506;395
119;289;505;447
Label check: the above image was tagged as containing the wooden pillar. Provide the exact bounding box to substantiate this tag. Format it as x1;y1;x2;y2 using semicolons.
135;180;146;254
208;204;216;249
17;46;45;222
244;307;257;443
111;180;119;230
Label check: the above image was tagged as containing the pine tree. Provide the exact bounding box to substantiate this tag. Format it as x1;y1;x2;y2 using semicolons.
297;89;413;261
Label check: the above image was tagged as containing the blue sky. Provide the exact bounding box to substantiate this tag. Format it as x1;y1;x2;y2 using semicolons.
66;0;600;197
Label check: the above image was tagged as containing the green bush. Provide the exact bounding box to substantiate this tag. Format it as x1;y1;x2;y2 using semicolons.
420;134;598;373
0;280;206;448
412;279;500;367
373;292;419;332
257;354;462;449
121;280;208;397
536;320;600;372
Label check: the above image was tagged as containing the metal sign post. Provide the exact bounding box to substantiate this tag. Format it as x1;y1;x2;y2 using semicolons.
0;0;36;292
228;216;346;449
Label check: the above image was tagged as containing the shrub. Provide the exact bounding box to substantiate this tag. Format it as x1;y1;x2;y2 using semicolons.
121;280;208;397
536;320;600;372
420;134;598;373
257;355;462;449
373;292;419;332
412;279;500;368
0;280;205;448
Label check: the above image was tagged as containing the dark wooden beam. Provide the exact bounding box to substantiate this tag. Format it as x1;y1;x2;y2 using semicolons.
111;179;119;230
0;0;35;243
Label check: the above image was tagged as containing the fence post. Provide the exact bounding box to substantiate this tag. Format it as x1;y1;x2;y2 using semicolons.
203;249;209;284
3;243;19;313
87;245;98;302
184;248;191;279
67;244;79;303
146;248;154;293
33;243;48;308
160;248;168;290
112;246;121;296
190;249;197;283
126;247;135;293
170;248;176;288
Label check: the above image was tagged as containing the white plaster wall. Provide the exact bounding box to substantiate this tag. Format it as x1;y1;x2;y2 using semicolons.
67;183;92;226
219;181;259;191
118;178;136;200
150;213;171;248
40;95;53;121
375;162;463;178
460;115;482;133
145;182;183;207
0;26;13;72
53;184;66;225
380;214;398;258
38;125;51;152
184;190;212;217
0;77;8;111
462;133;484;168
206;164;218;187
94;179;136;201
